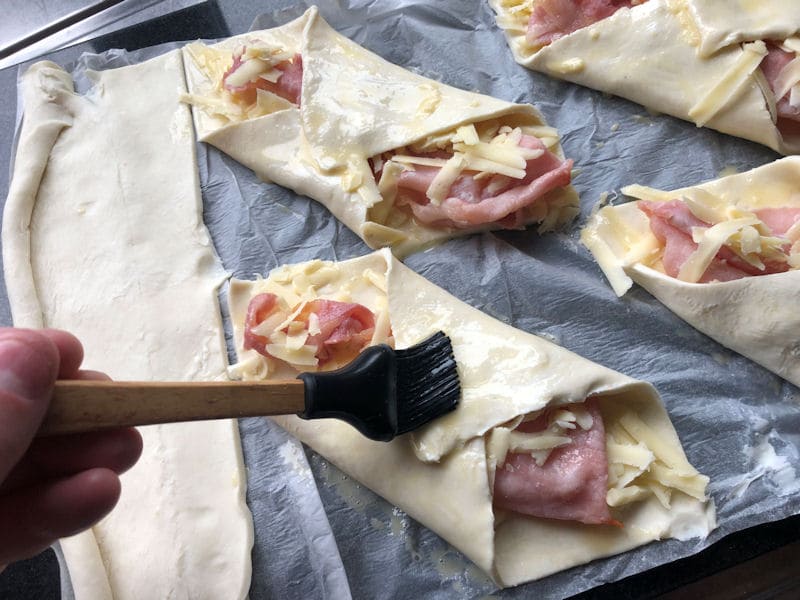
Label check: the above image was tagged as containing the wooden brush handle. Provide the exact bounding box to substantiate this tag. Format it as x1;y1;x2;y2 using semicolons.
39;379;307;436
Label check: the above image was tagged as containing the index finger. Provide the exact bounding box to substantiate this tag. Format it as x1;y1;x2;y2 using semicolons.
39;329;85;379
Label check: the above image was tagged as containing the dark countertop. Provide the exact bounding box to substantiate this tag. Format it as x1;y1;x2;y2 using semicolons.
0;2;798;598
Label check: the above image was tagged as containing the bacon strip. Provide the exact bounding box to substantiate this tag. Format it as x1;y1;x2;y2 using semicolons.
527;0;645;47
390;135;572;229
493;399;616;525
223;50;303;106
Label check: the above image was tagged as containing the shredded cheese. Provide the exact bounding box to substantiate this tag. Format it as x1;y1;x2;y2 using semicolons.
390;155;449;168
607;485;649;507
265;342;319;366
678;217;761;282
427;154;468;205
689;41;768;127
619;413;698;476
454;124;480;145
182;41;296;122
604;408;708;510
774;55;800;101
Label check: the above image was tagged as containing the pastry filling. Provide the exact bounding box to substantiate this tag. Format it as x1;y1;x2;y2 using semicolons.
242;293;379;370
231;261;709;527
492;399;616;525
525;0;647;49
223;47;303;106
760;41;800;138
182;42;302;122
491;399;709;525
369;122;573;229
638;198;800;283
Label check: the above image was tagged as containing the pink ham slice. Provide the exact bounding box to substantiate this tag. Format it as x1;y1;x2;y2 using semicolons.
297;299;376;364
756;207;800;236
243;293;281;356
527;0;645;47
638;200;789;282
760;44;800;138
391;135;573;229
243;295;376;367
493;398;617;525
223;50;303;106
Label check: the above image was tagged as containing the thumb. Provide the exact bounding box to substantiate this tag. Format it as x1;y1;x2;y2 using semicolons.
0;329;60;482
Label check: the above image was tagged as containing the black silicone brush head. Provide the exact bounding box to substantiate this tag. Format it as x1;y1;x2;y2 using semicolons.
393;331;460;435
297;332;461;441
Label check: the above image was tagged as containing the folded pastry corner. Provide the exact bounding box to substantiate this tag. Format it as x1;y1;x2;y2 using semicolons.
489;0;800;154
582;156;800;387
181;7;578;257
227;248;715;587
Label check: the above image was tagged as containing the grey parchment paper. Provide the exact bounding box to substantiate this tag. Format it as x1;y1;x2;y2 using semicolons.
14;1;800;598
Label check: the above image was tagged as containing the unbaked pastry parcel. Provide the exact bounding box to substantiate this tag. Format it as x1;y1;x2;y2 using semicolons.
181;7;579;257
489;0;800;154
582;157;800;388
3;54;252;599
228;248;715;588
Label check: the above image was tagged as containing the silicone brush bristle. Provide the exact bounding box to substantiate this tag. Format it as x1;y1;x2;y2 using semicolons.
298;331;461;441
394;331;460;434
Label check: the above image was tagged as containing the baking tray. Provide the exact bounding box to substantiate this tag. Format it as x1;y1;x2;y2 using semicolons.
1;1;799;598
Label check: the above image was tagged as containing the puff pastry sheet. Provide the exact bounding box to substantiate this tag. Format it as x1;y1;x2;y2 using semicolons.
582;156;800;388
228;249;715;587
489;0;800;155
2;53;253;599
182;7;579;257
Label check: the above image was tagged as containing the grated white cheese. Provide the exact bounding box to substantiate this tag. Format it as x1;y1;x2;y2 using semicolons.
391;155;449;168
454;124;480;145
224;57;269;88
689;41;767;127
774;55;800;101
427;154;467;205
607;485;649;507
678;217;761;283
265;343;319;367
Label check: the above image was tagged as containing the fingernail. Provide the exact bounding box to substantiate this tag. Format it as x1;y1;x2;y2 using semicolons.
0;337;57;401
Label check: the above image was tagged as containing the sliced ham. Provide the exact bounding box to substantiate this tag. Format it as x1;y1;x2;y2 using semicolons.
243;293;281;356
223;50;303;106
755;207;800;236
493;399;616;525
297;299;375;364
243;294;375;367
527;0;644;47
760;44;800;137
390;135;573;229
638;200;789;282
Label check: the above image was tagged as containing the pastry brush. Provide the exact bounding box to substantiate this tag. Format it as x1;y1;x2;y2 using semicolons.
37;331;460;441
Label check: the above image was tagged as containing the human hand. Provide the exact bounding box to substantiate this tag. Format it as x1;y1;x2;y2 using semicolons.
0;328;143;569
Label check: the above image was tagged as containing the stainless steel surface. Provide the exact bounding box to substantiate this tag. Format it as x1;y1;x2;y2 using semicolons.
0;0;204;69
